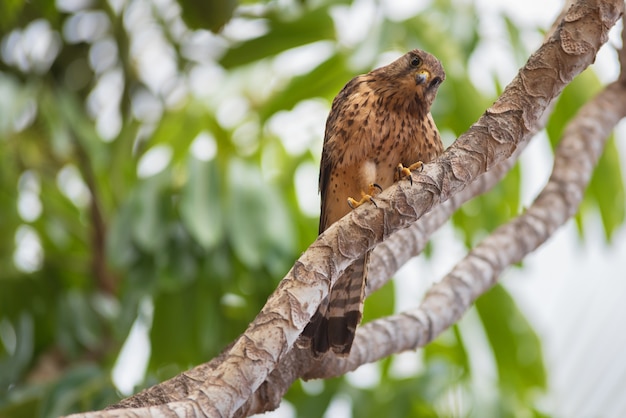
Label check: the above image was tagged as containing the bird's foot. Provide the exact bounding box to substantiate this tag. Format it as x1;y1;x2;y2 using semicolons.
347;183;383;209
395;161;424;185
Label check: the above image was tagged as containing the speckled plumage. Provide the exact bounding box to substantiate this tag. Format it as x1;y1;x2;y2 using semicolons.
304;49;445;356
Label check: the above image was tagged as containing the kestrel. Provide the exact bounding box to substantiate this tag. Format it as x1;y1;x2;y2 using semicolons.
302;49;446;356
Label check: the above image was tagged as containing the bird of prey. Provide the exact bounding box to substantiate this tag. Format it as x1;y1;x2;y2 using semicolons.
302;49;446;356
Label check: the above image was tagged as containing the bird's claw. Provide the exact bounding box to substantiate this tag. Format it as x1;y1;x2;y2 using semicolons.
347;183;382;209
395;161;424;185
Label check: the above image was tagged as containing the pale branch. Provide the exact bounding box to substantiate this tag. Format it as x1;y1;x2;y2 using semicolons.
366;140;529;294
65;0;624;416
364;0;571;296
183;2;624;416
228;139;533;417
238;37;626;415
305;36;626;380
99;103;534;418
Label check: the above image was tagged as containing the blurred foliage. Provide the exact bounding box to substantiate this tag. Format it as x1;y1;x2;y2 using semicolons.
546;70;626;241
0;0;623;417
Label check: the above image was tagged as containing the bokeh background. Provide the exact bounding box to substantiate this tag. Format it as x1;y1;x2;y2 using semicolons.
1;0;626;417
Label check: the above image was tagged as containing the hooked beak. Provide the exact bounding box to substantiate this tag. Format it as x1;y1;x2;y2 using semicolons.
415;69;429;85
416;70;443;89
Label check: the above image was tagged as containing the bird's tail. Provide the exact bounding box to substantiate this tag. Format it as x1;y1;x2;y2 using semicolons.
300;252;369;356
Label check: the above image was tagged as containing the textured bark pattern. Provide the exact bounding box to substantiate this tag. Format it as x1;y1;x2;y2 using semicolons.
66;1;624;417
307;50;626;380
305;49;445;356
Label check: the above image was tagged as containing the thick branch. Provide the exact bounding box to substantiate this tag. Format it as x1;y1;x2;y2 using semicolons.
366;141;528;294
66;0;624;416
230;148;532;418
108;119;534;418
306;43;626;380
239;11;626;414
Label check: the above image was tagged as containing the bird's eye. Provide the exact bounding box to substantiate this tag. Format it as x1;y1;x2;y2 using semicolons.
410;56;421;67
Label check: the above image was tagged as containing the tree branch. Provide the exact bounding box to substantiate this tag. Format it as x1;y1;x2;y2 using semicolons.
65;0;624;416
100;93;535;418
306;49;626;380
236;8;626;415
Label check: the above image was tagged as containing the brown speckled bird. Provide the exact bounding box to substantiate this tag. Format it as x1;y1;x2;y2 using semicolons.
303;49;446;356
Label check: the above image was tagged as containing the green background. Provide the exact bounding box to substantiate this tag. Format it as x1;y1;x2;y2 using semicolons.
0;0;623;416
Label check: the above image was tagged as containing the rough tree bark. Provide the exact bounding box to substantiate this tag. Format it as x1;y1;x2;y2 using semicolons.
66;0;625;416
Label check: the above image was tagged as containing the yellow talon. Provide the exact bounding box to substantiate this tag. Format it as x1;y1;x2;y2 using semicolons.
395;161;424;185
347;183;382;209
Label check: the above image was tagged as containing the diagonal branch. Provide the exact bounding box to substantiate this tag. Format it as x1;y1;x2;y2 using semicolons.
105;106;535;418
306;48;626;379
230;143;534;418
234;9;626;416
66;0;624;416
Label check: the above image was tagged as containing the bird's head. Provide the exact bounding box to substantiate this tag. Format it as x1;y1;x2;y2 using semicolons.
374;49;445;110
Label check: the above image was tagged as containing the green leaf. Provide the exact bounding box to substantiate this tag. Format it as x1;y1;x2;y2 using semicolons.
349;364;451;418
437;76;491;137
424;325;469;374
503;14;530;65
179;0;237;32
40;364;117;417
362;279;394;325
0;0;60;31
0;313;34;390
259;53;352;122
130;172;171;253
150;286;199;368
147;106;205;164
106;197;139;269
150;269;228;370
546;70;602;146
547;70;625;240
285;378;343;418
226;159;296;269
179;158;223;250
475;284;546;400
55;90;109;171
56;291;103;356
226;161;267;268
0;0;24;32
586;136;625;240
0;384;43;418
452;163;521;247
219;7;335;69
